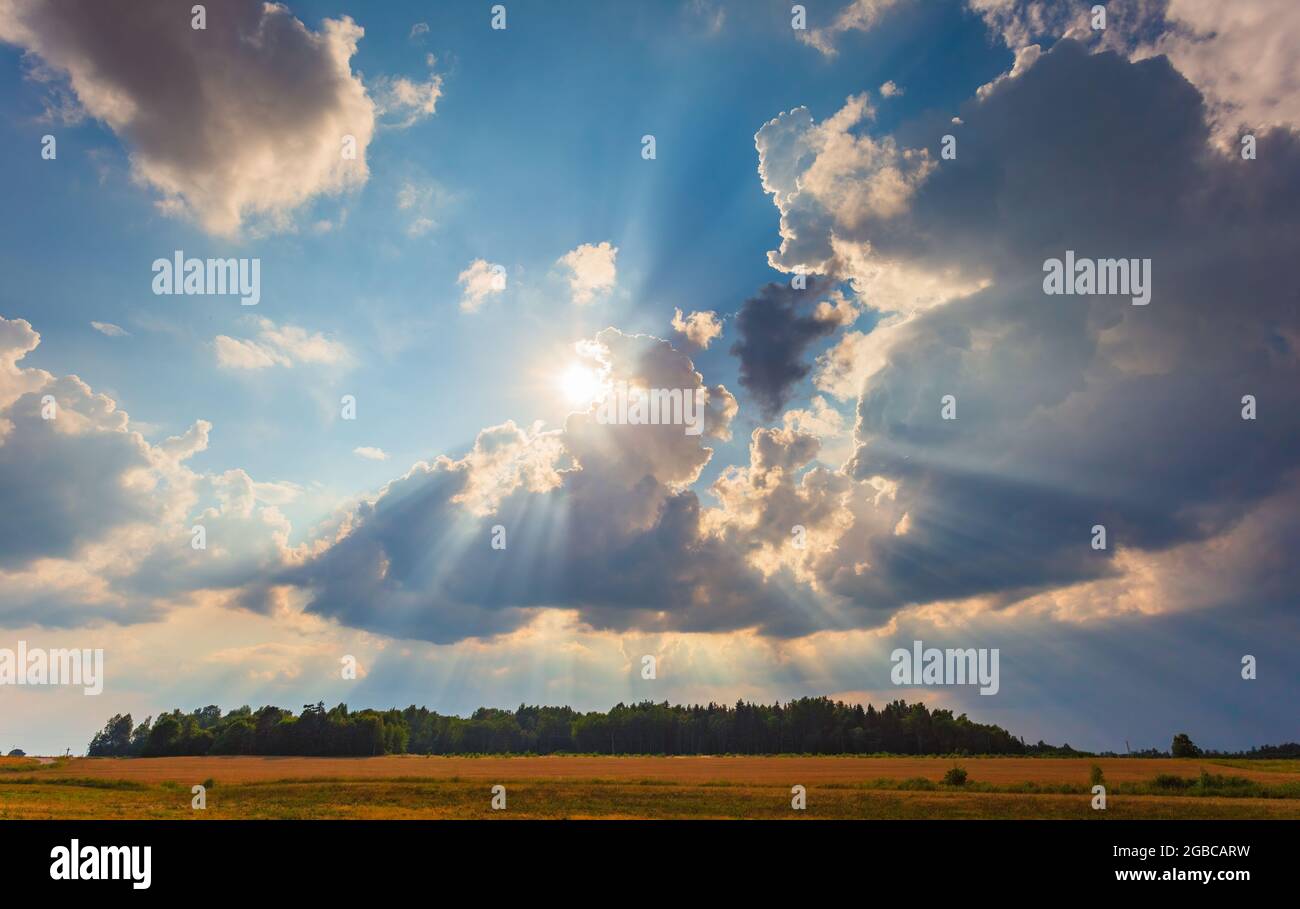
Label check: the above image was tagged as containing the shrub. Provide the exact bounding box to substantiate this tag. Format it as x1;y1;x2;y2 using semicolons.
943;766;968;786
1089;764;1105;786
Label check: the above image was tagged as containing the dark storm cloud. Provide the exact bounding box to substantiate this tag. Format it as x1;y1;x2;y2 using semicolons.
730;278;841;419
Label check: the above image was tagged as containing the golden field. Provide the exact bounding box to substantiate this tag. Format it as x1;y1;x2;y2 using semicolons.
2;755;1299;819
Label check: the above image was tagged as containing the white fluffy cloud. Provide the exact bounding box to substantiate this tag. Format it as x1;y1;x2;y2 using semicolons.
756;95;935;279
557;242;618;305
670;308;723;349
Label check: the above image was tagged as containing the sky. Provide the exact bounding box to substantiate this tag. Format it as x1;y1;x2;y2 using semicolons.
0;0;1297;756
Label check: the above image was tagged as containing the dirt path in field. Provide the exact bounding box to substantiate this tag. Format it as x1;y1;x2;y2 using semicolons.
20;755;1298;785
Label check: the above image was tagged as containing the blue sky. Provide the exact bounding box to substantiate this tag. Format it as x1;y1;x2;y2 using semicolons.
0;0;1297;756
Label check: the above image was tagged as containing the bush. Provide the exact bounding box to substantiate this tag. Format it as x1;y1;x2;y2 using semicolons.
943;766;968;786
1153;773;1193;789
1089;764;1105;786
1197;770;1251;790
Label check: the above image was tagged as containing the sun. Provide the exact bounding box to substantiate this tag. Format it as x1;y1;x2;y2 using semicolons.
557;362;605;406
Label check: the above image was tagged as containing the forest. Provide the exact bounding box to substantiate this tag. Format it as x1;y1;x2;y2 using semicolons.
86;698;1300;759
87;698;1050;757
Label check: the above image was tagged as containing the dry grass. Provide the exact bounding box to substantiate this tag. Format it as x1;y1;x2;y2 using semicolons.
14;754;1299;785
2;755;1297;819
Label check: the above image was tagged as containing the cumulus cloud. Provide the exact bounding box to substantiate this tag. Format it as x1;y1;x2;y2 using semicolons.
0;316;304;627
755;94;935;280
557;241;618;305
966;0;1300;141
763;40;1300;628
670;308;723;349
1136;0;1300;140
278;329;767;643
353;446;389;461
457;259;507;313
0;0;377;236
214;318;349;370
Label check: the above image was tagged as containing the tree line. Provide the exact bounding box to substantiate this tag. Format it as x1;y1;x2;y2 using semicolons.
88;703;408;757
88;698;1052;757
86;698;1300;759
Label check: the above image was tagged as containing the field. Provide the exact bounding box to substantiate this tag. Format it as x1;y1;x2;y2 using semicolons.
3;755;1300;819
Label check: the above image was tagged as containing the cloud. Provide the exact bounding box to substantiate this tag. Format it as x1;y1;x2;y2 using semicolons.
6;20;1298;674
755;94;935;280
271;40;1299;647
879;80;903;97
557;242;618;305
280;329;766;643
353;447;389;461
395;179;453;237
0;316;304;628
729;279;846;419
1139;0;1300;138
966;0;1300;141
370;72;443;129
799;0;903;56
90;321;128;338
0;0;376;236
409;22;430;42
214;318;349;370
670;308;723;349
406;217;435;237
759;40;1300;628
457;259;507;313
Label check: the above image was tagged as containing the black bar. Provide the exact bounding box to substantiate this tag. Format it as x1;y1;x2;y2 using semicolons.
2;820;1285;892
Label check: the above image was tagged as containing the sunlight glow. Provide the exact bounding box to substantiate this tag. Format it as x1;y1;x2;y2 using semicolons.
557;362;604;406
